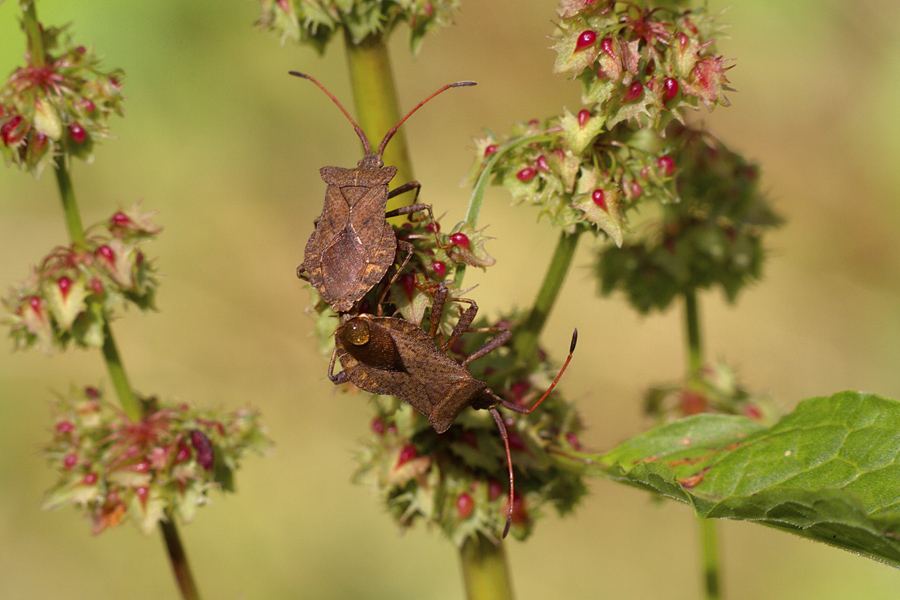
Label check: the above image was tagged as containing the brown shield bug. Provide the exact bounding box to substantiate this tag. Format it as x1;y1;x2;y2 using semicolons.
291;72;476;313
329;284;577;537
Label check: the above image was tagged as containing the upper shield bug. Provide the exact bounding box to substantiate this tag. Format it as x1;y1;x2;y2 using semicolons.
292;72;476;313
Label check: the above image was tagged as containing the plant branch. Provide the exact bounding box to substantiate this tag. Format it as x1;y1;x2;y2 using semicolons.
700;517;721;600
512;227;584;364
682;289;721;600
54;161;86;245
684;289;702;381
21;1;47;68
460;534;514;600
161;520;202;600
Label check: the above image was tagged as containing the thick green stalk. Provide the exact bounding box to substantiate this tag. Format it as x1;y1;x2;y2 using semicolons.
700;517;721;600
460;535;514;600
344;32;517;599
344;31;414;213
53;163;87;246
512;227;583;364
100;321;142;422
161;520;202;600
21;1;46;68
684;289;703;382
683;290;721;600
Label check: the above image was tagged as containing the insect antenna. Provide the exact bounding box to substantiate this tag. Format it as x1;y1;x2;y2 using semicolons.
289;71;373;156
491;328;579;538
500;328;578;417
375;81;477;159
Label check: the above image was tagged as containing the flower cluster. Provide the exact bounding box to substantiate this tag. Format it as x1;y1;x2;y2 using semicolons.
594;124;782;313
469;2;734;247
258;0;460;54
4;206;161;353
644;361;776;425
42;386;271;535
354;313;586;545
553;1;733;129
0;24;125;177
471;121;677;245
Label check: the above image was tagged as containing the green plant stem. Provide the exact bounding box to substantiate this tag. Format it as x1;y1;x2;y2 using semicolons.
512;227;584;363
21;1;47;68
161;520;202;600
100;321;142;422
684;289;703;382
699;517;721;600
460;534;514;600
54;161;87;245
683;289;721;600
343;31;414;214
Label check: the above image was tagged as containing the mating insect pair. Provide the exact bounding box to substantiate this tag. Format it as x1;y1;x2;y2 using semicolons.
294;73;577;537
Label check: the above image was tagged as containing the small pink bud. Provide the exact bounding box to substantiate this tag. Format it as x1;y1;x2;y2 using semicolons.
57;420;75;434
488;479;503;501
131;460;151;473
63;453;78;469
577;109;591;128
663;77;679;103
135;486;149;506
657;155;675;176
111;211;131;227
536;155;550;172
484;144;498;157
85;386;100;398
69;123;87;143
624;81;644;102
1;115;25;146
96;245;115;262
28;296;43;314
371;417;385;435
592;189;607;211
57;276;73;300
516;166;537;182
396;444;418;467
89;277;104;296
574;30;597;52
457;493;475;519
430;260;447;278
566;432;582;450
449;232;470;249
400;273;417;298
426;221;440;233
174;444;191;463
630;181;643;198
600;37;616;59
82;472;98;485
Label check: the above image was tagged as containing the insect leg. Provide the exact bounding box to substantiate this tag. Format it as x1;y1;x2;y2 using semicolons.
327;346;349;384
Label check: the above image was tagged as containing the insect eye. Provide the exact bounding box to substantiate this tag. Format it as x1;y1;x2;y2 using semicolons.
345;320;371;346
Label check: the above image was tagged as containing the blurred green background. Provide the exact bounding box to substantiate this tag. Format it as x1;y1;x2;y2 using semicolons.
2;1;900;598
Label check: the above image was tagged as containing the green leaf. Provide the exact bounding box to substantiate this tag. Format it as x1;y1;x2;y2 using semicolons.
578;392;900;567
